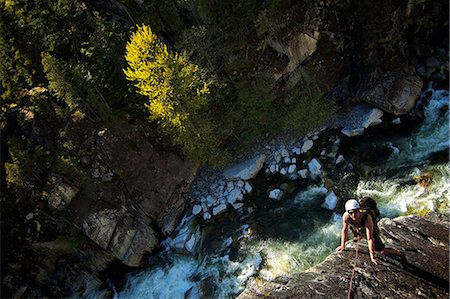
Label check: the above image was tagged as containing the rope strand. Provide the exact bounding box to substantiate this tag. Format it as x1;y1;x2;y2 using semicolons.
347;238;359;299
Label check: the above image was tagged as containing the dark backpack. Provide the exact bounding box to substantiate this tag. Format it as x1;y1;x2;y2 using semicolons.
359;197;380;221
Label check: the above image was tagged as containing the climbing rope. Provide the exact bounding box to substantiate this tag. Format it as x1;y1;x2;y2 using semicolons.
347;238;359;299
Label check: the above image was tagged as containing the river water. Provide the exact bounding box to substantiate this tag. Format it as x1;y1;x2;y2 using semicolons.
113;87;449;299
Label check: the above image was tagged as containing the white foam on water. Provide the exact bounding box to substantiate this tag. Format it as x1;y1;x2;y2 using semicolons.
388;89;449;168
293;185;328;205
113;88;449;299
357;163;450;217
116;256;197;299
244;213;341;280
199;253;262;298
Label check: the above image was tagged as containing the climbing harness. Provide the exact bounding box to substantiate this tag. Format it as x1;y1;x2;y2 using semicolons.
347;237;359;299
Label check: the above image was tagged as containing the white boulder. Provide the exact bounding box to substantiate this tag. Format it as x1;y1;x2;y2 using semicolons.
301;139;314;153
308;158;322;177
288;164;297;174
244;182;253;194
192;205;202;215
341;127;365;137
203;212;211;220
297;169;308;178
361;108;384;128
185;234;197;253
281;149;289;157
322;191;339;210
336;155;345;164
223;154;266;180
213;203;227;216
269;189;283;200
227;189;243;204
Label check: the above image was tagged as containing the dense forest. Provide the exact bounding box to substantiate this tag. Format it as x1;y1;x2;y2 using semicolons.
1;0;448;297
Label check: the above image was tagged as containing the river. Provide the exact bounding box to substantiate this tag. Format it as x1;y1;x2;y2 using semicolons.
112;87;449;299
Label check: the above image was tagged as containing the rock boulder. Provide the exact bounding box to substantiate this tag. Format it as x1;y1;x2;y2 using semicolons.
224;154;266;181
238;214;449;298
361;67;423;115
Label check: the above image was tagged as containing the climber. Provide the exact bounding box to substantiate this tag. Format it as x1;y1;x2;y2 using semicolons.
336;198;406;265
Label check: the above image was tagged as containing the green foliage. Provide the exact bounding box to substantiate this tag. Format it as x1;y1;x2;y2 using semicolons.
41;53;82;113
230;75;277;143
0;33;35;101
281;84;335;136
254;10;280;40
0;0;77;57
197;0;260;38
175;26;222;72
5;138;49;191
124;24;224;165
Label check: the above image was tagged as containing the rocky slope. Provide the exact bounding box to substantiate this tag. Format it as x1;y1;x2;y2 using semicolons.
238;213;449;298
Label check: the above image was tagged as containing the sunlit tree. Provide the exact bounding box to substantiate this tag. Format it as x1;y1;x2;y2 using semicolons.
124;24;224;165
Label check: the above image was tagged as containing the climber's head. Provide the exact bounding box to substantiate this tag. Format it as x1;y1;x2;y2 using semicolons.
345;199;360;220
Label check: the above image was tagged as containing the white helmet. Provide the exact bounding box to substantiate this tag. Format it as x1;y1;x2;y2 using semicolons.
345;199;360;211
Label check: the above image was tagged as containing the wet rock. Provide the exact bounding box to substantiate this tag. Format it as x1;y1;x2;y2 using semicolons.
392;118;401;125
238;214;449;299
269;189;283;200
308;159;322;177
341;127;365;137
192;205;202;215
227;189;244;204
321;191;339;210
212;203;227;216
301;139;314;153
224;154;267;181
335;155;345;164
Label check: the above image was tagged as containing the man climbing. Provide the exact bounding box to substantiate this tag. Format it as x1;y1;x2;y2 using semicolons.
336;198;405;265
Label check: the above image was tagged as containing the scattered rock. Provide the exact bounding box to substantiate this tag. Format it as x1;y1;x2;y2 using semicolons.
321;191;339;210
224;154;267;181
301;139;314;153
335;155;345;164
308;159;322;177
212;204;227;216
192;205;202;215
269;189;283;200
392;118;401;125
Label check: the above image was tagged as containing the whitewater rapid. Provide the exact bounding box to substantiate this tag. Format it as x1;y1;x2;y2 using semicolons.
114;88;449;299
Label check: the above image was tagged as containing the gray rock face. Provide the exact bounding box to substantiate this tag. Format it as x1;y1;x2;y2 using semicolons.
361;68;423;115
224;154;266;181
47;182;79;211
82;209;158;267
268;32;319;74
238;214;449;299
73;123;198;267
